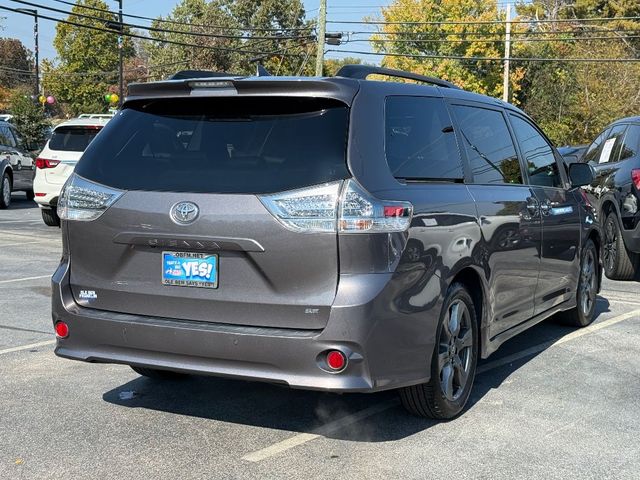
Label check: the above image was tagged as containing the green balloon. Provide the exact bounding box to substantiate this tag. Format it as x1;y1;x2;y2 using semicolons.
104;94;111;102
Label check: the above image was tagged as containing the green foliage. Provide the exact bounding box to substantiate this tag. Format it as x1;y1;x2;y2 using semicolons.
370;0;524;99
143;0;314;79
8;89;49;149
0;38;34;89
514;0;640;145
43;0;134;116
323;57;364;76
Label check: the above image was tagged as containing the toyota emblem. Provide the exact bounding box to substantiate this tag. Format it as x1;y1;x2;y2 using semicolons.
170;201;199;225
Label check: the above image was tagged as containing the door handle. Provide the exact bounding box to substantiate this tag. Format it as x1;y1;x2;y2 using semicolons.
540;200;552;216
526;197;539;215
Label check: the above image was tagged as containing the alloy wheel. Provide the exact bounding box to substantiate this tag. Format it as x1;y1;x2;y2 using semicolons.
603;216;617;274
2;177;10;206
580;248;597;316
438;300;473;401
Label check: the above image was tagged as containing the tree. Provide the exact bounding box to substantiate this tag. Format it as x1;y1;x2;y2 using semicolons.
514;0;640;145
43;0;135;116
369;0;524;99
143;0;314;79
323;57;363;76
0;38;34;89
8;89;49;149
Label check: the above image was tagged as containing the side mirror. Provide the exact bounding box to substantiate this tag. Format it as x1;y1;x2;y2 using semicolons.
569;162;595;188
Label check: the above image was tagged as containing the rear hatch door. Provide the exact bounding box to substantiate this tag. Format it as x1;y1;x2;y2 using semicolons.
67;95;350;330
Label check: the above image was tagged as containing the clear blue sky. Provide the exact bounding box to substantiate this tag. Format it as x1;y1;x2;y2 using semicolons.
1;0;390;62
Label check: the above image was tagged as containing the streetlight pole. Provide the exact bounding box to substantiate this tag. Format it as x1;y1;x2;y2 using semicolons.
16;8;39;97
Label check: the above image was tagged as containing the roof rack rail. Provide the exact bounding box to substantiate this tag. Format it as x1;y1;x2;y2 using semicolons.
169;70;241;80
335;65;460;89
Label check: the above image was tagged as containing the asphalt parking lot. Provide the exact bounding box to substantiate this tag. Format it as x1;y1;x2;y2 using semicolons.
1;193;640;480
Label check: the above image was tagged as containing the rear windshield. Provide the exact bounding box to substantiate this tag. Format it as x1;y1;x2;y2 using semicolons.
49;126;102;152
74;97;350;194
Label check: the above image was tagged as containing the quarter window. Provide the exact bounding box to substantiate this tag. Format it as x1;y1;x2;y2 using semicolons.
619;125;640;162
385;96;463;180
452;105;521;184
598;124;627;164
583;128;611;164
509;114;562;188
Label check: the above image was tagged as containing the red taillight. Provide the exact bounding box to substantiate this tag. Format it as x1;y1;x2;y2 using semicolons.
54;321;69;338
632;169;640;190
326;350;347;371
35;158;61;169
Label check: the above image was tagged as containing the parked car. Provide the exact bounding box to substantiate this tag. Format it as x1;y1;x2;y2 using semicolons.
581;117;640;280
52;66;602;419
0;120;35;208
557;145;588;166
33;117;110;225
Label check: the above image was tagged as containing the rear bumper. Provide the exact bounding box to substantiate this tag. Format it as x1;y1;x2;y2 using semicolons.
621;219;640;253
52;259;438;393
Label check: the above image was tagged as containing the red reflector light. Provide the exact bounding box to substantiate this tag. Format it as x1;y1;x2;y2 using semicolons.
632;169;640;190
384;206;405;217
54;321;69;338
326;350;346;371
35;193;46;197
35;158;61;169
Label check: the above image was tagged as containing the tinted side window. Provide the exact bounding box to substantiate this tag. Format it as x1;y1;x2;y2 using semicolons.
509;114;562;188
583;128;611;163
385;96;463;180
452;105;521;184
620;125;640;162
0;126;16;148
598;124;627;164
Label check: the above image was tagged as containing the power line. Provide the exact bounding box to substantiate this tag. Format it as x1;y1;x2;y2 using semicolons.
349;28;640;37
327;48;640;63
326;15;640;26
1;5;308;58
10;0;314;41
48;0;314;32
353;35;640;44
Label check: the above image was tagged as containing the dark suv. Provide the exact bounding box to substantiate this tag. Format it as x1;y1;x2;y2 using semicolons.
582;117;640;280
52;66;601;419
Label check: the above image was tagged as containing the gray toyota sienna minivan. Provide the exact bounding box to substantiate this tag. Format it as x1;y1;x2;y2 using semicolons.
52;66;602;419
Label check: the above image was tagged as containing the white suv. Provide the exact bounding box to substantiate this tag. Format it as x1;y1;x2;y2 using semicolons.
33;117;110;226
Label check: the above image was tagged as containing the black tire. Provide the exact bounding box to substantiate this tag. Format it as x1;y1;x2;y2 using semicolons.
399;282;478;419
131;366;188;380
0;172;11;209
41;208;60;227
603;212;638;280
557;239;598;327
25;189;35;201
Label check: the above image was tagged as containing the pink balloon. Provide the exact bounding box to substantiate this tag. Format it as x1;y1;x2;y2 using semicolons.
46;96;55;105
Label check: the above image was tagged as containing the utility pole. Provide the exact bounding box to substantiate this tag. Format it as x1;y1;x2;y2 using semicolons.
118;0;123;107
16;9;39;97
502;3;512;103
315;0;327;76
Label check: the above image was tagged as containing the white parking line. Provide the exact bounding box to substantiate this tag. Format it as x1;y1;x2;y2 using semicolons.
0;340;56;356
0;240;45;248
243;307;640;463
0;275;51;285
242;400;399;462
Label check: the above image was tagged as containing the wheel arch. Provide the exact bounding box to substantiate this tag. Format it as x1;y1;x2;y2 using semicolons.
447;266;489;359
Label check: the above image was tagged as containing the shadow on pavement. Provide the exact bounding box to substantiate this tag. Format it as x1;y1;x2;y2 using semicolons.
7;193;38;210
102;298;613;442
